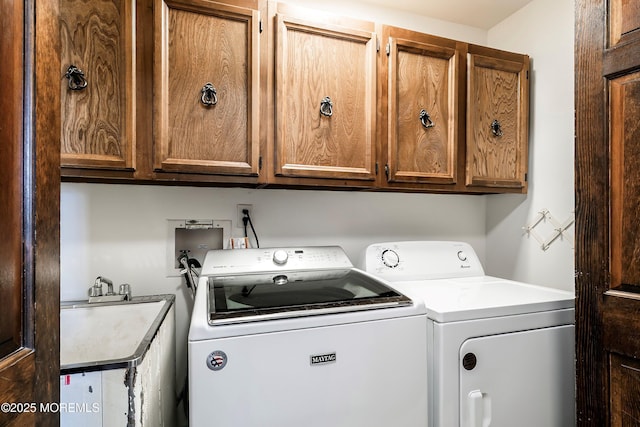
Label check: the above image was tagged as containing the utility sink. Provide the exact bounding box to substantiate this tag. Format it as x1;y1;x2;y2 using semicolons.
60;294;174;373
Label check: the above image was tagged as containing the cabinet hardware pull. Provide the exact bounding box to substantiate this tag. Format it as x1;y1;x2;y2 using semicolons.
491;119;503;137
419;109;435;129
201;83;218;106
63;65;88;91
320;96;333;117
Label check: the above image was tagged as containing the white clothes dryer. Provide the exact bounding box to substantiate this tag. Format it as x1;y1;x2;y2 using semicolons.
365;241;575;427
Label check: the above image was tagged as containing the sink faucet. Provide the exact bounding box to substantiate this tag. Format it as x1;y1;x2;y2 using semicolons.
102;277;115;296
88;276;129;303
90;276;113;296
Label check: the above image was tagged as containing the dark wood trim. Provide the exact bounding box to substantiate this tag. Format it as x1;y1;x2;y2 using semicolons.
32;0;60;424
575;0;608;425
0;0;59;424
603;40;640;77
23;0;35;351
0;0;25;360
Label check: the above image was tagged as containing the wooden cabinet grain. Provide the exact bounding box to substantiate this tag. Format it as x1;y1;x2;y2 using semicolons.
381;26;462;188
466;45;529;191
154;0;261;177
380;27;529;193
269;5;377;185
59;0;529;193
60;0;135;170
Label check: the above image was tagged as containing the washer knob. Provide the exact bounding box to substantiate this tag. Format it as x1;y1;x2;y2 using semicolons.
273;250;289;265
457;250;468;262
381;249;400;268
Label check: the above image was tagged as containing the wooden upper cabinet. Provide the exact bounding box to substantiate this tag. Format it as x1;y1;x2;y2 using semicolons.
383;27;460;185
273;9;377;182
58;0;530;193
154;0;261;176
60;0;135;170
466;45;529;191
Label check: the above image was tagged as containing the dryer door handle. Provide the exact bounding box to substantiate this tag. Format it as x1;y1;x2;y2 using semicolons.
468;390;492;427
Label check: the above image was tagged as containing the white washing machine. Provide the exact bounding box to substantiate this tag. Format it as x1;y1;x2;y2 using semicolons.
365;241;575;427
188;246;428;427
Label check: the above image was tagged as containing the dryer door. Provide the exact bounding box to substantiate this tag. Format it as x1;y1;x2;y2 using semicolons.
459;325;574;427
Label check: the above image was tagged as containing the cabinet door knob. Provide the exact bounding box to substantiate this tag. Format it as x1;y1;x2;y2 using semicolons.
63;65;88;91
201;82;218;106
320;96;333;117
419;109;435;129
491;119;503;137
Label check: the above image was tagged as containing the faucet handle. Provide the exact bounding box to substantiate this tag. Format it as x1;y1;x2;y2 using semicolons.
89;283;102;297
119;283;132;300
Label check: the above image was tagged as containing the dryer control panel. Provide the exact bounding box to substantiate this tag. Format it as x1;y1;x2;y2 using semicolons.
364;241;485;281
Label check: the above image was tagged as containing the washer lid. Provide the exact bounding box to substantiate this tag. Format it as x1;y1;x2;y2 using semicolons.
390;276;575;322
193;246;425;334
206;268;414;325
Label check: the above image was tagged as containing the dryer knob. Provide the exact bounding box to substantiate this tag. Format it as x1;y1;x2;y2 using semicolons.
381;249;400;268
273;250;289;265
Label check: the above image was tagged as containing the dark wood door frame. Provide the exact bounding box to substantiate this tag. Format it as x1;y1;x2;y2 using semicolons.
576;0;640;425
31;1;62;423
0;0;60;425
575;0;607;423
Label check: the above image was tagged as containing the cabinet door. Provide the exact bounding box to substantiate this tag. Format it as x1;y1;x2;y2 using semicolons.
60;0;135;170
275;13;376;181
386;33;459;185
154;0;260;176
466;47;529;190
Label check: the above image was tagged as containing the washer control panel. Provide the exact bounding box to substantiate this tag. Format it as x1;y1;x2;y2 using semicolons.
364;241;485;281
201;246;353;276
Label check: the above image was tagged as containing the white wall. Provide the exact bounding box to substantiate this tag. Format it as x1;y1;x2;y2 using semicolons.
485;0;575;290
287;0;488;43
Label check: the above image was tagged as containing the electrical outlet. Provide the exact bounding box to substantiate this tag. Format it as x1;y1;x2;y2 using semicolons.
236;204;252;228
